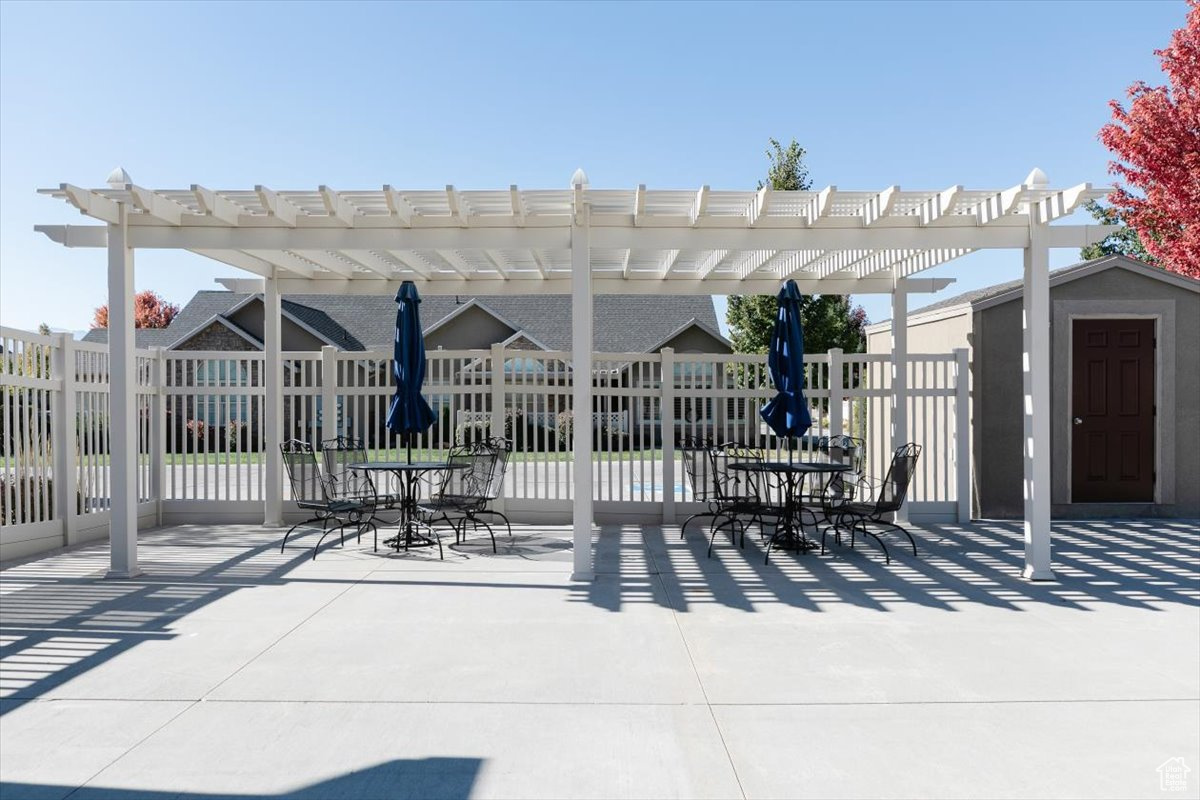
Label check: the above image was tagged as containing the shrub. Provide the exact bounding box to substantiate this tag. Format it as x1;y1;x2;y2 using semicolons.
226;420;260;452
556;410;574;448
0;475;77;523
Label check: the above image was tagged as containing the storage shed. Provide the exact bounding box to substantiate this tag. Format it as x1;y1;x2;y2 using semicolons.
867;255;1200;519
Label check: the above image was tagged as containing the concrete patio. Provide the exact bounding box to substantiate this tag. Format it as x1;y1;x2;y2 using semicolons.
1;519;1197;799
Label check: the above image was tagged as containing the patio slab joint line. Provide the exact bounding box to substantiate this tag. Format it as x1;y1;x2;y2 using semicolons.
60;698;200;800
66;556;375;796
646;532;749;800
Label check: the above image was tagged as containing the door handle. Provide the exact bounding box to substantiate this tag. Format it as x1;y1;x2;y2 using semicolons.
1073;417;1083;425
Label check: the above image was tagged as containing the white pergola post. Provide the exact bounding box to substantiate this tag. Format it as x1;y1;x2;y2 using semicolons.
106;204;141;578
263;276;284;527
570;173;594;581
1022;225;1054;579
890;279;909;523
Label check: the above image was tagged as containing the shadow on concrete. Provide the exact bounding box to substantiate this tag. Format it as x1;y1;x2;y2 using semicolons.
1;519;1196;716
578;518;1200;614
0;524;571;714
0;756;482;799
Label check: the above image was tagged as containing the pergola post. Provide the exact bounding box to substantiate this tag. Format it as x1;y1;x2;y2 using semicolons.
570;174;594;581
263;276;284;527
106;204;141;578
1022;225;1054;579
890;279;909;523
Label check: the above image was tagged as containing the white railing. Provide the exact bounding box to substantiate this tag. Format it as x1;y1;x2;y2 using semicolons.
1;325;970;559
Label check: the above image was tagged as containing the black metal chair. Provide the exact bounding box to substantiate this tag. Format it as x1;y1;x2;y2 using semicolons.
679;436;719;539
416;439;505;552
320;436;386;550
443;437;513;544
279;439;376;559
465;437;513;540
823;443;922;564
804;435;865;528
706;443;782;558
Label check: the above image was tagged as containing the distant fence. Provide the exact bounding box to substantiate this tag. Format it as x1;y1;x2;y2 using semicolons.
1;325;969;559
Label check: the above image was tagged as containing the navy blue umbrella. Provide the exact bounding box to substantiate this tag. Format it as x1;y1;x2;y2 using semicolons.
759;279;812;461
386;281;436;462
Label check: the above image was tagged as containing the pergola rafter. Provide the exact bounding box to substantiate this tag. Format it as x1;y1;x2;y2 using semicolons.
36;170;1117;584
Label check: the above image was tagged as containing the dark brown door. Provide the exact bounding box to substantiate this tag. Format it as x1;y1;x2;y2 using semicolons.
1071;319;1155;502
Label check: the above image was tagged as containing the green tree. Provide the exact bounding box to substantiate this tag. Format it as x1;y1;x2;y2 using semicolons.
726;139;869;356
1079;201;1154;263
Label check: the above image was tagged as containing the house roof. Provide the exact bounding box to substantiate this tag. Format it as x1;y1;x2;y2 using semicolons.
82;292;725;353
866;255;1200;331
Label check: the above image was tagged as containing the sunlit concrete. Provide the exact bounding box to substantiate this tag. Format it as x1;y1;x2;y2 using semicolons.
1;519;1197;799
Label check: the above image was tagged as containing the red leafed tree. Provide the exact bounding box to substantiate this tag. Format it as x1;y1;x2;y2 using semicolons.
93;291;180;329
1098;1;1200;279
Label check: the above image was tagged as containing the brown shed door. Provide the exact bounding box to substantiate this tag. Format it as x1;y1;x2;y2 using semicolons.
1071;319;1155;502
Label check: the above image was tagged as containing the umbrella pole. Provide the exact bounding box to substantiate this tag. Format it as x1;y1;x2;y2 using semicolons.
788;436;793;465
406;433;412;464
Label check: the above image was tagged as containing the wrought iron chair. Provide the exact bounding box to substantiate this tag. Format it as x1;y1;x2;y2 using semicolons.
466;437;513;540
822;442;922;564
679;436;719;539
416;439;506;552
706;443;782;558
320;436;386;550
279;439;376;559
804;435;865;528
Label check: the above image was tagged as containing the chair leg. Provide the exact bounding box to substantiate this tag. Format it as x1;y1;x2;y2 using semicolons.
312;523;347;561
681;511;715;539
858;522;890;564
708;519;736;558
876;521;919;558
466;513;497;553
280;516;323;553
890;522;918;558
488;510;513;541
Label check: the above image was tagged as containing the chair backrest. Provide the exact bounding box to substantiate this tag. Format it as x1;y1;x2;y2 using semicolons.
825;435;865;474
320;436;373;501
679;436;716;502
476;437;511;501
281;439;327;504
441;441;500;500
875;443;922;513
708;443;763;503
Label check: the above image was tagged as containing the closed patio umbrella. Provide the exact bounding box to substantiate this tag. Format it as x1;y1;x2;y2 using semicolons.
386;281;436;462
759;279;812;462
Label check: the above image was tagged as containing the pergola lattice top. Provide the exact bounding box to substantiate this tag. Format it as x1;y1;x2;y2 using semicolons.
37;177;1109;294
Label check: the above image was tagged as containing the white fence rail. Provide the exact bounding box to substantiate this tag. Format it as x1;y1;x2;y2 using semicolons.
2;325;970;559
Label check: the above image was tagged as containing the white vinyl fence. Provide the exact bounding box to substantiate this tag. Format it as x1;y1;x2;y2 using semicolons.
2;325;970;560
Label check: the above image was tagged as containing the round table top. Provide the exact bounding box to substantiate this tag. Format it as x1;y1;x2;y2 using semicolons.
348;461;468;472
728;460;853;474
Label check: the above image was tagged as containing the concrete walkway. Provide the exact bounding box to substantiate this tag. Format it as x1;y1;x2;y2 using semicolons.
1;519;1198;799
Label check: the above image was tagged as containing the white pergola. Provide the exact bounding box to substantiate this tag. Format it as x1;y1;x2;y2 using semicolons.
37;168;1113;581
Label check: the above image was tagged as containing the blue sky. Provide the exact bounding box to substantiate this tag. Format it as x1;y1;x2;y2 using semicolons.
0;0;1186;335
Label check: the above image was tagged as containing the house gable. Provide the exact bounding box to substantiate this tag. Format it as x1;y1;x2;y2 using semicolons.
221;296;340;351
648;319;732;354
424;303;519;351
171;317;262;352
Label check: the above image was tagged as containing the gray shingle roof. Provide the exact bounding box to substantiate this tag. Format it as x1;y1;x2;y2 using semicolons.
902;255;1160;318
83;291;724;353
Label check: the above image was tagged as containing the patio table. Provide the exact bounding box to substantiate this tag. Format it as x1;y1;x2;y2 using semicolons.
728;461;851;557
349;461;468;553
